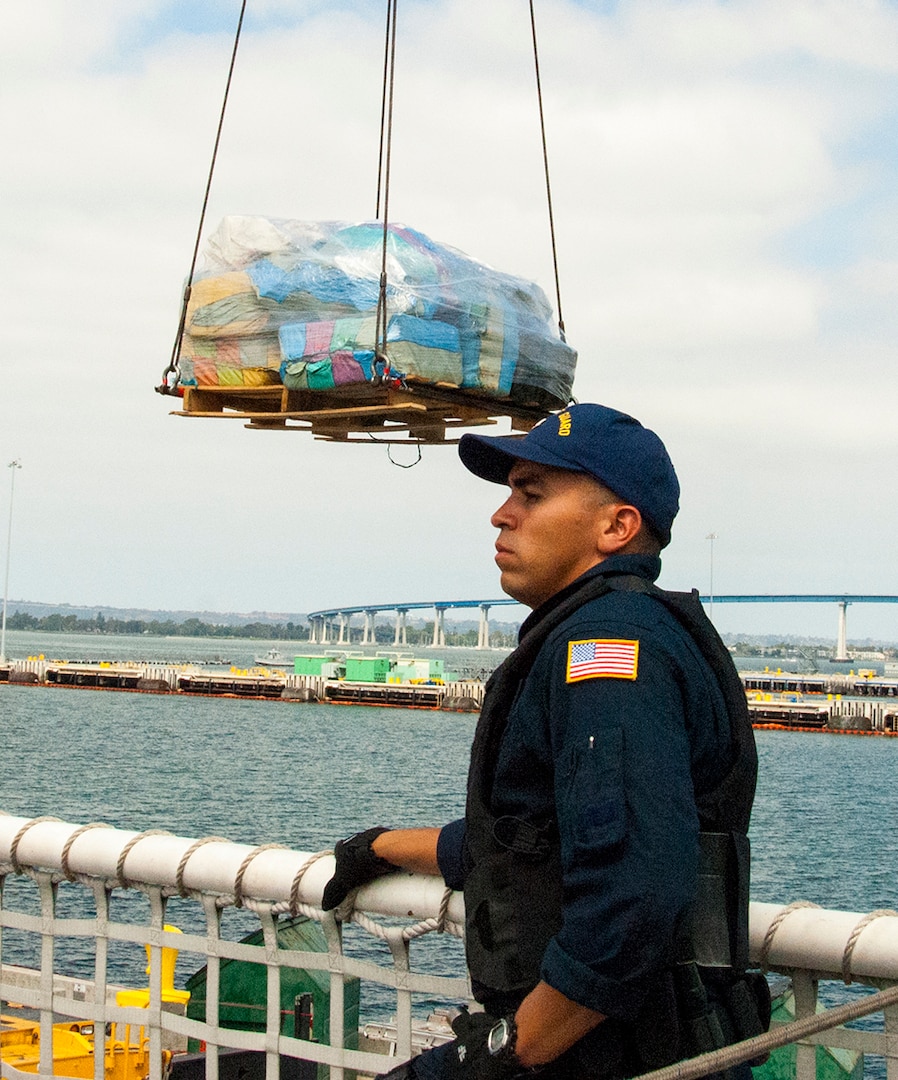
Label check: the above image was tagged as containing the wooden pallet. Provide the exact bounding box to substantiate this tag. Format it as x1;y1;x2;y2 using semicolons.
170;380;552;443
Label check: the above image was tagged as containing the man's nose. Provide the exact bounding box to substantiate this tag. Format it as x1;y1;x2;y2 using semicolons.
490;494;514;529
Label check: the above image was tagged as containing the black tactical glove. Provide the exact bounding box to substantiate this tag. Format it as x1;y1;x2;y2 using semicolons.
449;1011;525;1080
321;826;395;910
377;1011;528;1080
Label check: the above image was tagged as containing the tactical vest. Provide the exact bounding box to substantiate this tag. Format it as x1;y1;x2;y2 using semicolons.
463;570;758;1000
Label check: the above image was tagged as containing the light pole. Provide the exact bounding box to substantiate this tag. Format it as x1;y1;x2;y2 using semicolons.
705;532;718;621
1;459;23;663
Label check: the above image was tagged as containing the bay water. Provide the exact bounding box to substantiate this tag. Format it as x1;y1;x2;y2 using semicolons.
2;630;897;1072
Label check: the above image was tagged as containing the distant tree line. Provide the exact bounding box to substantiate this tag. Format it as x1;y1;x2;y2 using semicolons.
358;623;519;649
5;611;309;640
5;610;521;647
727;639;898;659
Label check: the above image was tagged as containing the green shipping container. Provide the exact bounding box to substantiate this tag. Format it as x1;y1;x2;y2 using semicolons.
393;659;444;682
344;657;391;683
185;916;360;1078
294;656;339;676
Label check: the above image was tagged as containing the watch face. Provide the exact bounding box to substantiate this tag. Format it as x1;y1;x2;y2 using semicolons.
487;1018;510;1055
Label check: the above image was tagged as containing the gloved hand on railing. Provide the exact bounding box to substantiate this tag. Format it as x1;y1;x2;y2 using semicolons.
378;1009;533;1080
321;827;396;910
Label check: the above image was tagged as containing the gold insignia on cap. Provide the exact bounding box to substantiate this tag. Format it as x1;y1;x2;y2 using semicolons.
557;411;572;436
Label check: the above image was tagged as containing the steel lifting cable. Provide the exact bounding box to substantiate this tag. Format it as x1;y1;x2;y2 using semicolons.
375;0;394;222
156;0;248;396
373;1;565;374
529;0;566;343
373;0;399;381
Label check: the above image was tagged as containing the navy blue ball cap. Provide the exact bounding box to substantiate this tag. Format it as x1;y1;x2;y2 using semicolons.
458;403;680;547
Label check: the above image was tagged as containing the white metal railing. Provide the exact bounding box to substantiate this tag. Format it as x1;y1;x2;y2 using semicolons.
1;814;897;1080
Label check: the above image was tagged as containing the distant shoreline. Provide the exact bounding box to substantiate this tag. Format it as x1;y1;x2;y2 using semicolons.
4;621;898;663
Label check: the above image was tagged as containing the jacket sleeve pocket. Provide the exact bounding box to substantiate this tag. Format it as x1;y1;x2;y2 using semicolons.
558;722;626;863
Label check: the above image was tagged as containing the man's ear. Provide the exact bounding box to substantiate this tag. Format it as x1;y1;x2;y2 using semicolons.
595;504;643;554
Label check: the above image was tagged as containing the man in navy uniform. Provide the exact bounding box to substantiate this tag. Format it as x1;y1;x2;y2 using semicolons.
323;404;759;1079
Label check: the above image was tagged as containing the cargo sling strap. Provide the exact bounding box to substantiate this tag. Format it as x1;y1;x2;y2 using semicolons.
463;569;766;1070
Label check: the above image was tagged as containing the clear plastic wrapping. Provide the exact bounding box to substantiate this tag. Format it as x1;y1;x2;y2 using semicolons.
180;216;576;406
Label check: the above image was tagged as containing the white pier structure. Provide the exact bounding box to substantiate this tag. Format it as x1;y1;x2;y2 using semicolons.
2;814;898;1080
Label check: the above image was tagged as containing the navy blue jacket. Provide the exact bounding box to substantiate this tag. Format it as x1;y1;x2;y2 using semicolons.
437;553;738;1021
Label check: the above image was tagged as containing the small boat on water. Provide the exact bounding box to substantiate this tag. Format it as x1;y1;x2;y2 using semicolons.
252;648;292;668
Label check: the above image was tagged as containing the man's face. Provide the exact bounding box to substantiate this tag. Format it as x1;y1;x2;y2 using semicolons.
490;461;614;609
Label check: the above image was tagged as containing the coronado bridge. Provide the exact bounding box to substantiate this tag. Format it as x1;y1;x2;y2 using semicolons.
307;594;898;657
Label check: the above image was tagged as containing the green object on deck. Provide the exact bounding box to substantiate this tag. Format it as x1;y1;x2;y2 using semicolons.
185;915;359;1077
344;657;391;683
293;656;339;676
751;986;863;1080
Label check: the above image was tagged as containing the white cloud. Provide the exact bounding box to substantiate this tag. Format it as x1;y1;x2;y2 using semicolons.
2;0;898;637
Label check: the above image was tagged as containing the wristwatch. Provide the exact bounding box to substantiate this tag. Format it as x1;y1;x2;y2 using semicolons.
486;1017;517;1059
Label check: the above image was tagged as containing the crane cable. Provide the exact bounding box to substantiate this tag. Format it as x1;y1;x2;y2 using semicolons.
529;0;566;344
156;0;248;396
372;0;567;383
369;0;424;465
156;0;567;397
373;0;399;383
374;0;394;222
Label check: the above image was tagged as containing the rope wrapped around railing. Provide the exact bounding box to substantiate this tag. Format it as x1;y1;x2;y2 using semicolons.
0;813;466;935
4;813;898;1080
4;817;898;967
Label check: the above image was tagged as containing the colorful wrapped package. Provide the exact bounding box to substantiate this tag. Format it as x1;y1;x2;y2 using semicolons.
179;215;576;405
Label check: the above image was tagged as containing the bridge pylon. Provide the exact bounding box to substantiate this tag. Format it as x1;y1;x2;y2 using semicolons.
432;607;446;648
394;609;408;647
835;601;850;662
478;604;491;649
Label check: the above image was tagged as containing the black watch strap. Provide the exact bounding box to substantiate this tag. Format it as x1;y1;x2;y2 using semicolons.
487;1017;518;1059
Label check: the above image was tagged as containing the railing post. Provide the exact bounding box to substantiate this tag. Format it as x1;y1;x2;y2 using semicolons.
792;970;819;1080
37;873;58;1079
320;912;346;1080
385;927;414;1065
259;909;282;1080
885;998;898;1080
148;888;166;1080
201;895;223;1080
92;882;112;1080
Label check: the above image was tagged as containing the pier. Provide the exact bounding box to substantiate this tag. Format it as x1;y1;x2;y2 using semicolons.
4;656;898;731
744;670;898;731
0;658;487;710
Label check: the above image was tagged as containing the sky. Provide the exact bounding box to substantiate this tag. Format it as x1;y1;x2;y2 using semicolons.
2;0;898;643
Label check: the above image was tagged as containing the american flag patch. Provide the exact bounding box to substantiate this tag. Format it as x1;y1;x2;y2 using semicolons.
566;638;639;683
